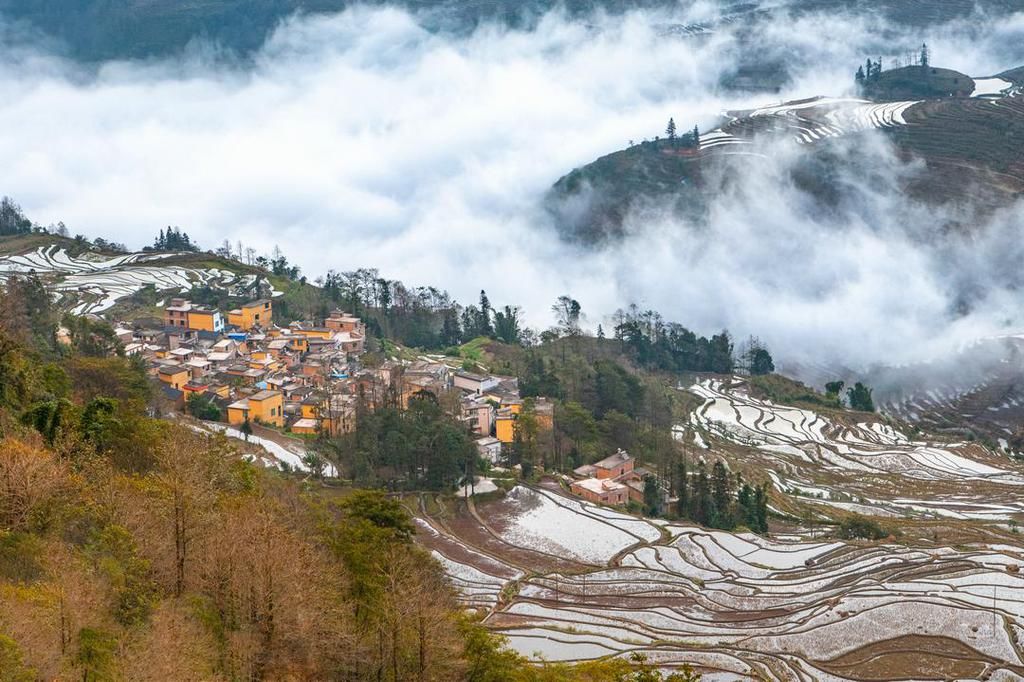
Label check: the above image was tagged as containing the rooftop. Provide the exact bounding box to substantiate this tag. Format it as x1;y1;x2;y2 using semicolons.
594;449;632;470
249;389;281;402
573;477;626;495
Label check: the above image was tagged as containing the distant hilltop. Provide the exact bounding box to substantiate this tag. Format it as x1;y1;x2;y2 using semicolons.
548;59;1024;242
855;45;1018;101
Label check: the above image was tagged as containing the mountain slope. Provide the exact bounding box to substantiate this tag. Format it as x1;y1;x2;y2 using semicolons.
417;377;1024;678
549;72;1024;242
0;234;280;319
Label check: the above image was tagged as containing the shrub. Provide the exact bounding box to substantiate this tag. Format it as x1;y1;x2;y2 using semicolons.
837;514;887;540
186;393;221;421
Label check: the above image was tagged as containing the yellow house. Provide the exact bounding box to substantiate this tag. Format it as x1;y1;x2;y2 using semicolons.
227;300;272;331
300;401;320;420
298;399;332;435
208;384;230;399
227;389;284;427
495;408;517;444
299;398;355;436
157;365;190;391
186;307;224;333
534;397;555;433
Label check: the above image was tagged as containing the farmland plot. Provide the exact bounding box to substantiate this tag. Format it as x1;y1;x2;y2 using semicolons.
418;484;1024;680
701;77;1018;153
0;245;280;314
700;98;922;151
688;378;1024;520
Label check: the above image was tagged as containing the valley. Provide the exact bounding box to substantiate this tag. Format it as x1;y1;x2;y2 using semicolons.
412;377;1024;679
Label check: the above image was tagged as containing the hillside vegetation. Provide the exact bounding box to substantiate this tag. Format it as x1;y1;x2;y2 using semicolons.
548;69;1024;242
0;234;710;680
548;139;707;242
862;65;973;100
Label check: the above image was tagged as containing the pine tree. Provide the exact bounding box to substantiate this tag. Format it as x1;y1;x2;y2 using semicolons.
676;460;689;518
666;117;677;145
692;125;700;148
855;65;865;83
846;382;875;412
460;306;479;341
477;290;493;337
695;462;712;525
920;43;929;68
643;475;662;516
754;484;769;533
711;460;732;528
441;308;461;347
738;483;756;529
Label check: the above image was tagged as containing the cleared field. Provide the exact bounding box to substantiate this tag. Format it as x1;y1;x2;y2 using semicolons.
418;482;1024;680
700;98;921;151
0;244;280;314
688;378;1024;522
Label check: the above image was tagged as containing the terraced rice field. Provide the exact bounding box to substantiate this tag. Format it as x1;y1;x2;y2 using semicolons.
0;245;278;314
869;337;1024;447
699;81;1024;192
416;483;1024;680
700;98;921;151
688;378;1024;522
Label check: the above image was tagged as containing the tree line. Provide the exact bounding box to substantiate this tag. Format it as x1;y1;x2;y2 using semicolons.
674;458;769;533
148;226;200;252
611;306;774;376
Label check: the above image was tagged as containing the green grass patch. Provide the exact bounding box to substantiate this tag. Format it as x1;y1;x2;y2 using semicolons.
748;374;842;411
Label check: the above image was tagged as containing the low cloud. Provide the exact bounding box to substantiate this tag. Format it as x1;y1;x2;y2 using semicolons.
1;3;1023;372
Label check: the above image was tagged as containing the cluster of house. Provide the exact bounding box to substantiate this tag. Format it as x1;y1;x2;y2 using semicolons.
570;449;667;507
115;297;554;457
114;295;660;508
116;298;367;435
401;363;555;464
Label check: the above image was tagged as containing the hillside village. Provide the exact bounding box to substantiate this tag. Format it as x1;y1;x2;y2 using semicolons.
0;214;692;509
78;290;684;510
121;296;574;478
7;2;1024;679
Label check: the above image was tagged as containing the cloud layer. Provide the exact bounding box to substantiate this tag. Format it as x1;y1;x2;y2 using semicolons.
1;3;1023;371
